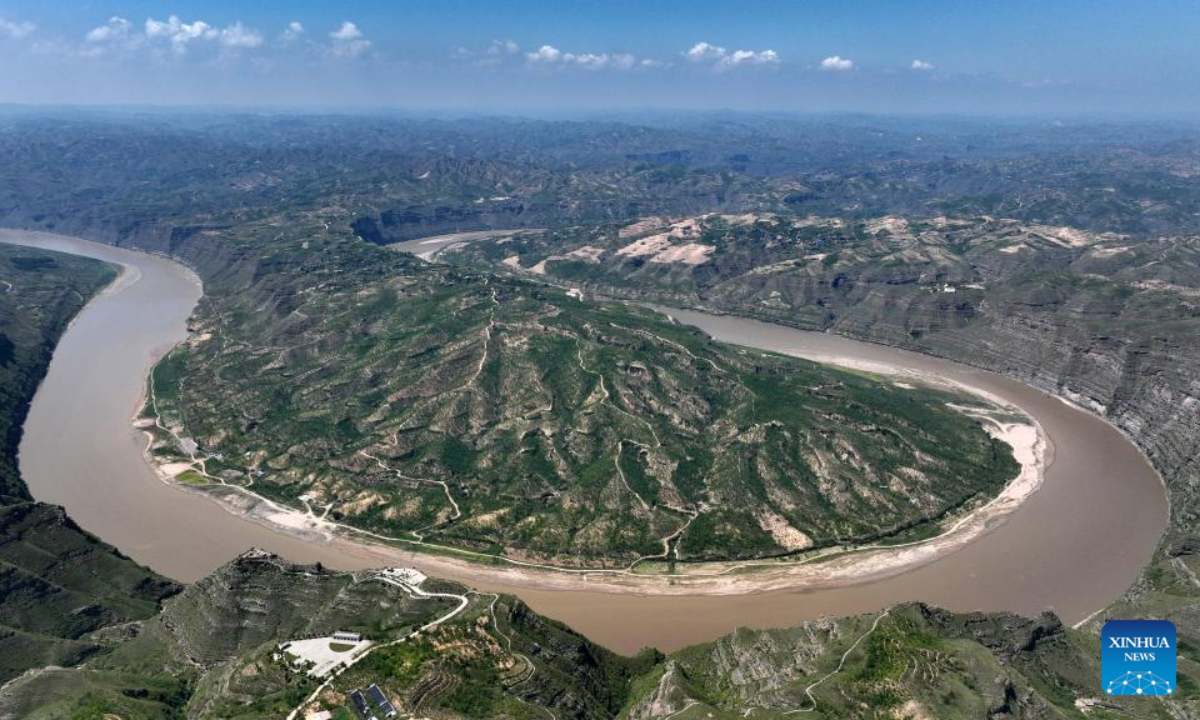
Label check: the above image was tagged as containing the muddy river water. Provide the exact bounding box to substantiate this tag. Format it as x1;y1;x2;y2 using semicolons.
5;229;1168;654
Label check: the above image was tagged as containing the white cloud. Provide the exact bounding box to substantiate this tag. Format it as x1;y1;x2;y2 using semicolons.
820;55;853;70
142;16;264;54
329;21;371;57
911;59;935;71
572;52;636;70
526;44;562;63
686;41;779;70
332;38;371;57
526;45;638;70
686;41;726;62
460;39;519;65
145;15;217;52
218;22;262;48
723;49;778;67
609;53;637;70
330;21;362;42
487;38;520;56
0;14;36;39
85;16;130;43
283;21;304;40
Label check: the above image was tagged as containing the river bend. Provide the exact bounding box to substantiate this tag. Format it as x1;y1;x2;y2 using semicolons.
4;229;1167;654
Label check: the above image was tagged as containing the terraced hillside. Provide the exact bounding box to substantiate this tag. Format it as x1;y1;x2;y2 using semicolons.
0;552;660;720
442;214;1200;550
0;242;180;685
138;219;1017;565
3;552;1188;719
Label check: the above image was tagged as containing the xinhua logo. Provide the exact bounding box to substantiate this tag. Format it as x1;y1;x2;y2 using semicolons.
1102;620;1176;696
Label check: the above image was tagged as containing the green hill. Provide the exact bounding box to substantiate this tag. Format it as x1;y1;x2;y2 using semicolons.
138;220;1017;565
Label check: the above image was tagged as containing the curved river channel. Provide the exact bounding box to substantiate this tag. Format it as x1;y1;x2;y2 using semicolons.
5;229;1168;655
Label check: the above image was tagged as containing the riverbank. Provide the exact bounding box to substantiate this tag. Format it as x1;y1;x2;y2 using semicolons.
138;341;1049;597
8;228;1167;653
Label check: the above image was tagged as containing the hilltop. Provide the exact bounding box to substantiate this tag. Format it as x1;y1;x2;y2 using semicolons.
134;217;1018;566
0;552;659;720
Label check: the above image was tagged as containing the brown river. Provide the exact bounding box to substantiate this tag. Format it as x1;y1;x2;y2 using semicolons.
5;229;1169;655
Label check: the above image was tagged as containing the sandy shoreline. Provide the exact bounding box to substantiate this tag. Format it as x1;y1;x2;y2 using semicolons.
138;339;1049;597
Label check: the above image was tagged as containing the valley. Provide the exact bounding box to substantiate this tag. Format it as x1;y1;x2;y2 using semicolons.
0;113;1197;718
3;228;1166;649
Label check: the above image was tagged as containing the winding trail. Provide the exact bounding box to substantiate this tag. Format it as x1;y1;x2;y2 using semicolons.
782;607;892;715
358;449;462;538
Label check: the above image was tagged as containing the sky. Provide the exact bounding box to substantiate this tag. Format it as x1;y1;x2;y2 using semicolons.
1;1;1199;116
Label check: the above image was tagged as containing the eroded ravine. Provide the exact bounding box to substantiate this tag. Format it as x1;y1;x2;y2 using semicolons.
5;228;1168;654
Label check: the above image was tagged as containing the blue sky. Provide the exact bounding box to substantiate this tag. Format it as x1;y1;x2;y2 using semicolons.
1;1;1198;115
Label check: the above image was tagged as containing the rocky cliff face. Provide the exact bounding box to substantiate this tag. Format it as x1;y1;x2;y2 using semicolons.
703;222;1200;594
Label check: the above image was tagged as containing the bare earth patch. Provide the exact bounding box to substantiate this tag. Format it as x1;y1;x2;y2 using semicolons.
718;212;767;226
1131;279;1200;298
565;245;605;262
617;217;707;258
757;510;813;550
866;216;910;235
616;232;674;258
1031;224;1099;248
619;217;669;238
896;699;936;720
158;462;194;477
650;243;714;265
1090;245;1132;258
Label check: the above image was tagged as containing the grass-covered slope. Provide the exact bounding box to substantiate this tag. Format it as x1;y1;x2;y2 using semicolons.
4;557;1193;720
622;603;1193;719
0;552;660;720
140;222;1016;565
316;586;659;720
0;242;181;685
